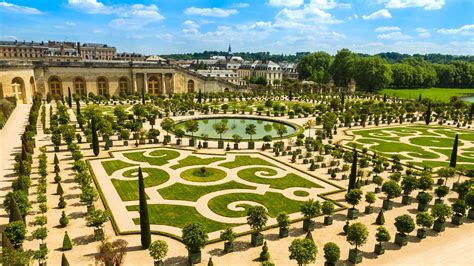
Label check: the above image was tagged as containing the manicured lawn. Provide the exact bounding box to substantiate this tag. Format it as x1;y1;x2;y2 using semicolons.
294;190;310;197
237;167;322;189
180;167;227;182
158;181;255;202
111;168;170;201
123;149;180;166
219;155;276;169
127;204;238;233
101;160;136;176
208;192;306;218
380;88;474;102
170;155;225;169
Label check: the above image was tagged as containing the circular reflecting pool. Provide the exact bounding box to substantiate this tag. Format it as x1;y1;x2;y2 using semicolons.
175;117;299;140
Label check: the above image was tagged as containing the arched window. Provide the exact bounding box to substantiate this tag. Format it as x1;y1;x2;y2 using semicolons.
119;77;129;95
187;80;195;93
97;77;108;96
148;76;159;95
224;88;230;93
74;77;87;96
49;77;62;97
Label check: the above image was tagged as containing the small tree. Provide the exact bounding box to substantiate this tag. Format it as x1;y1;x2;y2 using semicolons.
138;167;151;249
91;117;100;156
148;240;168;264
59;211;69;227
323;242;340;265
431;203;453;223
277;211;291;237
5;221;27;248
32;226;48;245
346;222;368;251
61;253;70;266
95;239;128;266
376;210;385;225
182;222;208;258
394;214;415;246
382;180;402;210
416;212;434;239
86;209;109;230
220;227;236;253
365;192;376;207
449;134;458;168
374;226;390;255
345;189;363;219
245;124;257;140
348;151;358;192
435;186;449;202
247;205;268;235
322;200;335;225
300;199;321;230
62;231;72;250
288;238;317;266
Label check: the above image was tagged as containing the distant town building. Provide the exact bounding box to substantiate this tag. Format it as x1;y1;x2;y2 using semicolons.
196;69;243;85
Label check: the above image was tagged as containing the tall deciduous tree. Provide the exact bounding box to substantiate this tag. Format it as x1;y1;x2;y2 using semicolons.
352;56;392;92
330;48;356;87
297;52;332;85
138;167;151;248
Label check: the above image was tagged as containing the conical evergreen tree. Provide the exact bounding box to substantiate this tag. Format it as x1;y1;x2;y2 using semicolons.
198;89;202;104
289;87;293;101
305;230;314;242
138;167;151;248
16;175;26;193
62;231;72;250
18;159;26;176
91;117;100;156
375;210;385;225
61;253;70;266
207;257;214;266
383;93;387;102
56;182;64;195
450;134;458;168
425;102;431;125
2;232;15;255
9;198;22;223
67;87;72;108
348;150;358;192
76;98;81;117
54;154;59;165
21;145;28;161
259;241;270;262
418;93;422;102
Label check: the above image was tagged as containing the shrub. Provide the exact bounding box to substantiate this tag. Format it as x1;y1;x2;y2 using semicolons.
375;226;391;244
416;192;433;205
182;223;208;253
288;238;317;265
276;212;290;229
416;212;434;229
323;242;340;263
346;222;369;250
260;241;270;262
431;204;453;222
394;214;415;236
375;210;385;225
62;231;72;250
247;206;268;234
345;189;363;208
321;201;335;216
149;240;168;262
59;211;69;227
365;192;376;206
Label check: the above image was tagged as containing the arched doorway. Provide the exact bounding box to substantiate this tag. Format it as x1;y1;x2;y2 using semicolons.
148;76;160;95
74;77;87;96
224;88;230;93
164;74;173;95
119;77;130;95
49;76;62;98
187;80;195;93
12;77;26;103
97;77;109;96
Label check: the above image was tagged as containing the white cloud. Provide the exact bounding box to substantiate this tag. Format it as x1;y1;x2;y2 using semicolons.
385;0;445;10
231;3;250;8
0;1;43;14
309;0;351;10
268;0;304;8
362;9;391;20
438;24;474;35
184;7;238;17
275;4;343;28
375;26;401;32
182;20;200;34
236;21;273;31
377;31;411;40
0;35;16;40
418;32;431;37
415;27;428;33
67;0;112;14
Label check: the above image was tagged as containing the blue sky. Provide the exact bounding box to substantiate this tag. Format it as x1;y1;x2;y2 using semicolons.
0;0;473;55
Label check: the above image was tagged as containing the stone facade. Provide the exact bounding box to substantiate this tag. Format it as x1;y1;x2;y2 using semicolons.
0;60;244;103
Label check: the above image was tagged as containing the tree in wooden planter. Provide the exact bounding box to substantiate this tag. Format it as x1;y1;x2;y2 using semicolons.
213;122;228;149
417;174;434;194
453;180;471;200
262;135;272;150
381;180;402;210
160;117;175;143
436;167;455;186
434;186;449;205
416;192;433;212
300;199;321;231
364;192;376;214
62;231;72;251
32;226;48;249
288;238;317;266
345;189;363;219
323;242;340;266
245;124;257;149
120;129;130;146
373;175;383;193
247;206;268;246
465;190;474;219
33;247;48;266
80;184;98;214
182;222;208;264
451;199;467;226
322;201;335;225
5;221;27;249
86;209;109;241
374;226;390;255
276;212;290;238
184;120;199;146
431;203;453;232
220;227;236;253
96;239;128;266
232;134;242;150
59;211;69;227
149;240;168;266
401;175;418;205
394;214;415;247
415;212;434;239
346;222;368;264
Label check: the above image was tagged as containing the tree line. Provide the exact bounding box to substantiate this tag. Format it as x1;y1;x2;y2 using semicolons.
296;49;474;92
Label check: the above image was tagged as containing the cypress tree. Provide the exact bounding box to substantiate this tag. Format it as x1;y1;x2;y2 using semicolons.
76;98;81;117
91;117;100;156
138;167;151;248
425;102;431;125
54;153;59;165
67;87;72;108
289;87;293;101
61;253;70;266
418;93;422;102
21;145;27;161
348;151;358;192
450;134;458;168
9;198;22;223
16;175;26;193
375;210;385;225
62;231;72;250
198;89;202;104
18;159;26;176
142;87;145;105
341;93;345;107
56;182;64;195
207;257;214;266
2;232;15;255
383;93;387;102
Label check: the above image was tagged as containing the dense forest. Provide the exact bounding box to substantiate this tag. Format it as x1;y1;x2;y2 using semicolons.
162;50;474;64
